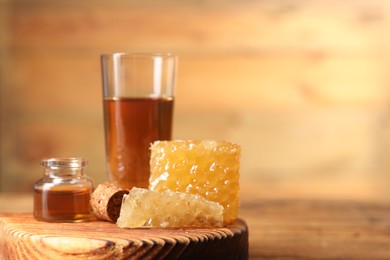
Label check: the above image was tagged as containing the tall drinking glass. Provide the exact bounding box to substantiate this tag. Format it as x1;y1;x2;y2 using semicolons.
101;53;177;189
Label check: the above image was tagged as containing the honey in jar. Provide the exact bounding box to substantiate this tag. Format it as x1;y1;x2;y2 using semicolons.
33;158;94;222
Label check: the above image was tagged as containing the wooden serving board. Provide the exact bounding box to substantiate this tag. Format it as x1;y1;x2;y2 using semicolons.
0;213;248;259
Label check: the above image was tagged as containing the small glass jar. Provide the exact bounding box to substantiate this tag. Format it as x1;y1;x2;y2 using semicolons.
33;158;94;222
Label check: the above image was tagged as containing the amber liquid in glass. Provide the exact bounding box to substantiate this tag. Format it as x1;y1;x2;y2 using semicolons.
34;187;92;222
103;97;174;189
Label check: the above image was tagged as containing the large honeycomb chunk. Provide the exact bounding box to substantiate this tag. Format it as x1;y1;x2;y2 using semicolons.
149;140;240;224
116;187;223;228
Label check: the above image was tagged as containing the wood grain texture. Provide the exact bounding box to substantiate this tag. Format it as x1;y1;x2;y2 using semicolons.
0;213;248;259
5;0;384;52
3;195;390;259
1;0;389;198
240;199;390;259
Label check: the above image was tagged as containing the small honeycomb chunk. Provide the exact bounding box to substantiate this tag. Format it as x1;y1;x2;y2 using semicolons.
149;140;240;224
116;187;223;228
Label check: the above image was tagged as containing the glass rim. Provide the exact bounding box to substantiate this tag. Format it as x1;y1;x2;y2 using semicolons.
101;52;177;59
41;158;87;169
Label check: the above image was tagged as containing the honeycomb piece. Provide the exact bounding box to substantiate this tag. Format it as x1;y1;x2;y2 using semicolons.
116;187;223;228
149;140;240;224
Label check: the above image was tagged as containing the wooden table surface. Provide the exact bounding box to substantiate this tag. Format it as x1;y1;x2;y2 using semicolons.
2;181;390;259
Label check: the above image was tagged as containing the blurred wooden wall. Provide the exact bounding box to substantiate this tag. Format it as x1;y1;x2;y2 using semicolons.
1;0;390;199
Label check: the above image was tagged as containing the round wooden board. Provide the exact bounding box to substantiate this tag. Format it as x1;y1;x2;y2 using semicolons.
0;213;248;259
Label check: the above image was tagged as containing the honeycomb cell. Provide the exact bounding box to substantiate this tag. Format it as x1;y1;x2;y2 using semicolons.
149;140;240;224
117;187;223;228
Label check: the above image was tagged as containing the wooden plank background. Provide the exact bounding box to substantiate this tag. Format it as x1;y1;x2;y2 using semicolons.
1;0;390;200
